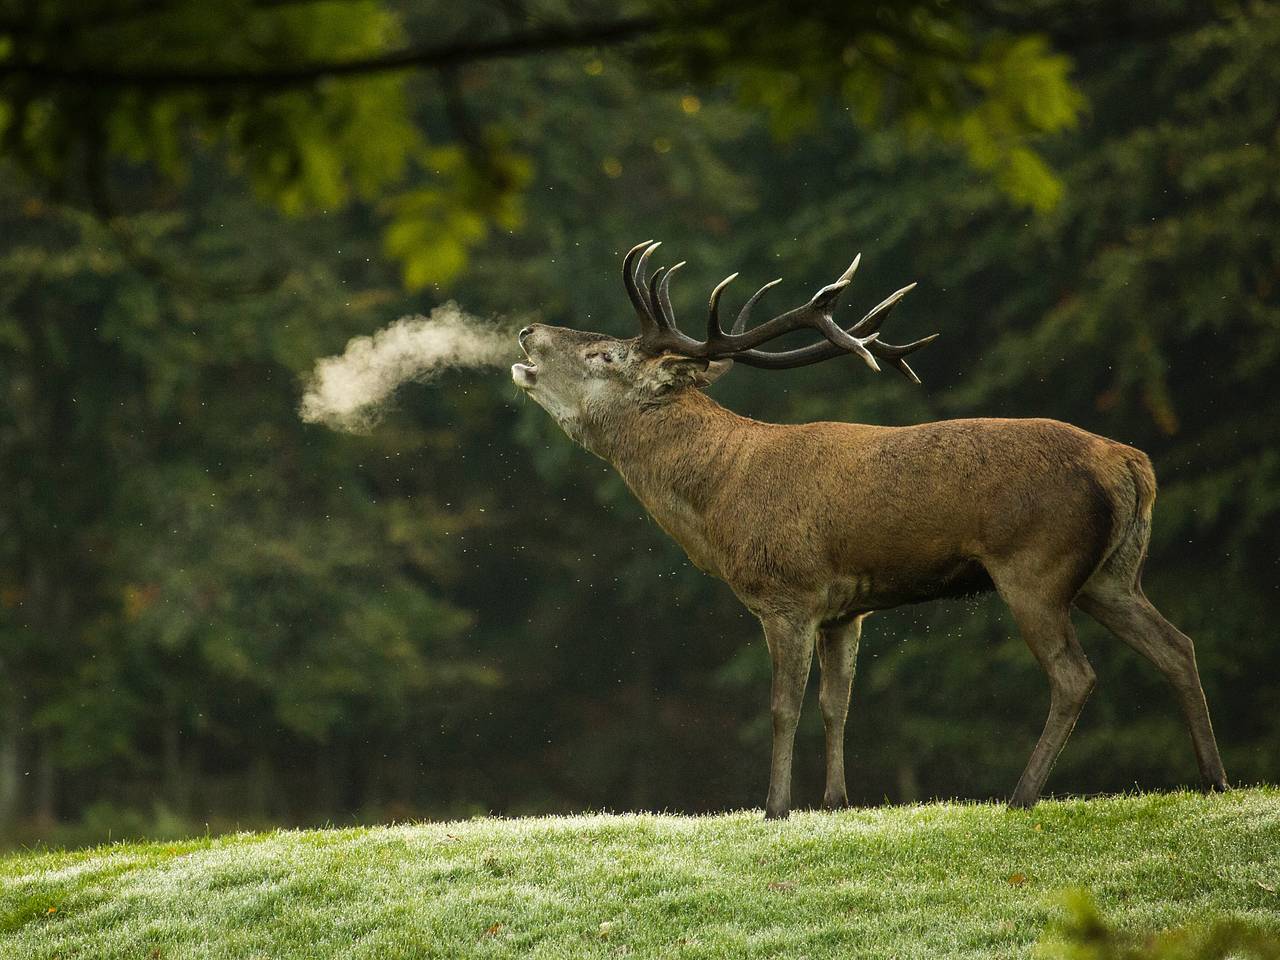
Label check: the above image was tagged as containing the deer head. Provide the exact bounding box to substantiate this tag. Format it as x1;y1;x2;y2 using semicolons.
512;240;937;447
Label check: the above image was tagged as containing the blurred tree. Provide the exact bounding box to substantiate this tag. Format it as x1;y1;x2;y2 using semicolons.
0;0;1275;844
0;0;1092;289
0;173;495;829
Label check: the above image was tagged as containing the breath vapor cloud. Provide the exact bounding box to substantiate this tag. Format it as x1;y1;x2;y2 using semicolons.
301;304;516;432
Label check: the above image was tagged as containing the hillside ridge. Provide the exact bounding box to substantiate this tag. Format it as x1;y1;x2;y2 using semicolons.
3;789;1278;959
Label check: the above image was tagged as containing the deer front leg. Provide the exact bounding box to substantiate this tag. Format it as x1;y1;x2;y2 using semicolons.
761;614;815;820
817;616;862;809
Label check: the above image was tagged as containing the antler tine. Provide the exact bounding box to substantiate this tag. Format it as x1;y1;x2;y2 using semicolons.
646;266;670;331
815;314;880;371
635;241;662;307
849;282;917;338
623;240;654;325
655;261;686;333
867;334;940;384
731;277;783;335
624;240;663;336
707;272;738;340
868;333;939;358
838;253;861;285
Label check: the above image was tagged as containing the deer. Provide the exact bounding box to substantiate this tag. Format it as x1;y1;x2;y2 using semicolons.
511;240;1229;819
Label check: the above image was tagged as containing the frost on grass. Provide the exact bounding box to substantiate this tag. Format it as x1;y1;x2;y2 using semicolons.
300;304;517;432
2;792;1278;960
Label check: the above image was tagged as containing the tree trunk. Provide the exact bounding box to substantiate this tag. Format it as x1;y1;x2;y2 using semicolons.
247;752;274;822
394;736;418;817
0;680;20;831
896;759;920;803
314;744;336;821
33;731;56;827
23;554;74;831
629;638;657;811
161;693;186;814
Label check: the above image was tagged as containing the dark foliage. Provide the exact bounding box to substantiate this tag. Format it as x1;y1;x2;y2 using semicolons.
0;0;1275;845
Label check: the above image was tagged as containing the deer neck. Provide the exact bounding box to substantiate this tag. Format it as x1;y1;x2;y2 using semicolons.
586;390;755;574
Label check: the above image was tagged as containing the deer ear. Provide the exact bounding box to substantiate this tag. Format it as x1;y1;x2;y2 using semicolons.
654;354;734;390
700;358;734;386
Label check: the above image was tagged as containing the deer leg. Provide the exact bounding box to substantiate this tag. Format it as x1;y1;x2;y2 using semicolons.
816;616;862;810
761;614;815;820
1076;582;1228;791
998;587;1096;809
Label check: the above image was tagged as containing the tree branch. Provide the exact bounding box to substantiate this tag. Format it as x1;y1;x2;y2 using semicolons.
2;15;660;90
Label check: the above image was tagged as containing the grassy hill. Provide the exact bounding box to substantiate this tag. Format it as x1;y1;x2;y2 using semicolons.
2;789;1278;959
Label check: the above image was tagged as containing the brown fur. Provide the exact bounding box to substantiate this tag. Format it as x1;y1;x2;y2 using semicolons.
514;324;1228;816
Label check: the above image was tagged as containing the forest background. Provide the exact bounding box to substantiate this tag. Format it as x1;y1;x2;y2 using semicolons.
1;0;1276;847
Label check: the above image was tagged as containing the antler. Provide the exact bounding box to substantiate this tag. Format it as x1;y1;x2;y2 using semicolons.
621;241;939;383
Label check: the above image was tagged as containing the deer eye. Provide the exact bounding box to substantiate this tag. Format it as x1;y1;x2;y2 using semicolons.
587;352;614;364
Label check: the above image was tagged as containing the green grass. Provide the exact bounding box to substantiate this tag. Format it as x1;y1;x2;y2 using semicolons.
2;790;1277;959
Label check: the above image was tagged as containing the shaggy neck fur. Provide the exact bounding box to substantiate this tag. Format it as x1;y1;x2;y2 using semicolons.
578;389;763;574
590;389;745;485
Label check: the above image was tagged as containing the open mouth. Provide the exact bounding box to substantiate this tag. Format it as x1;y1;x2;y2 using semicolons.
512;348;538;388
512;330;538;387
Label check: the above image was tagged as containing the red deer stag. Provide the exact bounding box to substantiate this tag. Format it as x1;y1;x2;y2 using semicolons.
512;240;1228;818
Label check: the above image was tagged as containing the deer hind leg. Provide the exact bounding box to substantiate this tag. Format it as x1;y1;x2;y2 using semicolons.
816;615;862;810
990;562;1097;809
760;613;816;820
1076;575;1228;792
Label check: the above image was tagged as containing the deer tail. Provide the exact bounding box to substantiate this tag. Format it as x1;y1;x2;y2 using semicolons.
1096;447;1157;589
1126;449;1157;526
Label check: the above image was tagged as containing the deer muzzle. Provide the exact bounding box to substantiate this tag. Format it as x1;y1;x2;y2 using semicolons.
513;326;538;387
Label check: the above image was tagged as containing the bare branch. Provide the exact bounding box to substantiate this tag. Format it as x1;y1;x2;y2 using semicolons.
0;15;660;90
